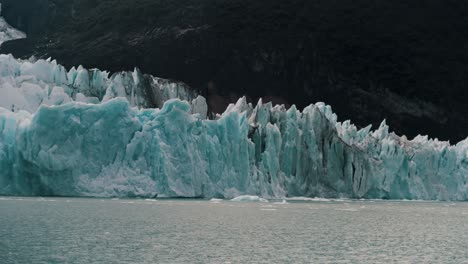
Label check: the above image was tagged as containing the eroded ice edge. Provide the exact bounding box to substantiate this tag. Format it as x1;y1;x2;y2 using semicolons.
0;4;26;45
0;54;467;200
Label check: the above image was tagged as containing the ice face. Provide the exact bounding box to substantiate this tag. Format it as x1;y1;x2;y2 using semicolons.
0;5;26;45
0;55;467;200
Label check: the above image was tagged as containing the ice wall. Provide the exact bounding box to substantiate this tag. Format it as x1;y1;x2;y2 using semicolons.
0;55;467;200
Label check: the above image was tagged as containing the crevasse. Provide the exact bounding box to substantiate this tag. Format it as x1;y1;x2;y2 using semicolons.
0;55;467;200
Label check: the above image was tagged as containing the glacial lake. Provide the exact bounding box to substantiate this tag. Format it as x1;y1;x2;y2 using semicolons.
0;197;467;263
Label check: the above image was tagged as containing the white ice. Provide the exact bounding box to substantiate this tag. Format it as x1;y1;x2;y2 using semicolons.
0;4;26;45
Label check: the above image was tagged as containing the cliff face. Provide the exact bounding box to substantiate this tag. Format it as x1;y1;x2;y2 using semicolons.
1;0;467;142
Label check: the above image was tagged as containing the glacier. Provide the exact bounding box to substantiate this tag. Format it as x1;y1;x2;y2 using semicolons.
0;54;201;113
0;4;26;45
0;55;467;200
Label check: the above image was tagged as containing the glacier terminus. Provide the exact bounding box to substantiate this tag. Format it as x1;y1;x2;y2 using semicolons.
0;54;467;200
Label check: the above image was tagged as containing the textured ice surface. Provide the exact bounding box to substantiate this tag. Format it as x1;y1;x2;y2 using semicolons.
0;5;26;45
0;55;467;200
0;55;200;114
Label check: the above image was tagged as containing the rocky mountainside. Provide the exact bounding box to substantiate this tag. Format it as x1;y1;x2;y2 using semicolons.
1;0;467;142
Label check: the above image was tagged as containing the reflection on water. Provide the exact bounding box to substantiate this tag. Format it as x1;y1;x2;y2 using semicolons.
1;197;467;263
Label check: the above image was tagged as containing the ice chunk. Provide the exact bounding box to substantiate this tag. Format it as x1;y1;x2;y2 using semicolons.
272;199;288;204
287;197;332;202
231;195;269;202
191;96;208;119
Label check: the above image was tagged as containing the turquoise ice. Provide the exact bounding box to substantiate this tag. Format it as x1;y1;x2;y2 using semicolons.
0;55;467;200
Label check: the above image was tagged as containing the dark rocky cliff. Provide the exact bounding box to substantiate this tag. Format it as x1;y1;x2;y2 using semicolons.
1;0;467;142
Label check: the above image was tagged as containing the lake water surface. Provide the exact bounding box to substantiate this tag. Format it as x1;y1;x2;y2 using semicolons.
0;197;467;263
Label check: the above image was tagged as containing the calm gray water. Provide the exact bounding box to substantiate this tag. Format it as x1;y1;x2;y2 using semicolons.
0;197;467;264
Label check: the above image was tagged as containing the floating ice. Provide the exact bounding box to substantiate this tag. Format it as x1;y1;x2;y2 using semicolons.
272;200;288;204
0;55;467;200
287;197;332;202
231;196;269;202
